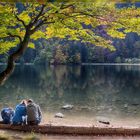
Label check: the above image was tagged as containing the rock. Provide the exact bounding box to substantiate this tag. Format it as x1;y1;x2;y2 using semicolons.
98;120;110;125
62;104;73;110
134;111;137;114
55;113;64;118
109;108;112;112
81;106;89;110
124;104;128;108
131;103;139;106
96;117;110;125
11;134;23;139
81;106;92;111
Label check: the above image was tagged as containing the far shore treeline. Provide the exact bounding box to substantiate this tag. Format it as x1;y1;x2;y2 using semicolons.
1;32;139;65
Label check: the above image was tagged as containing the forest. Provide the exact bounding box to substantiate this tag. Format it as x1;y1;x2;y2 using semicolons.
1;32;139;64
1;2;140;65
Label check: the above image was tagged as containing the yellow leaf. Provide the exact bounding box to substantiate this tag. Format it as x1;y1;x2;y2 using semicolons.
28;43;35;49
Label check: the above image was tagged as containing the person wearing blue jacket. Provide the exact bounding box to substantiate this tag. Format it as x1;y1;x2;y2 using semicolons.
1;107;15;124
12;100;27;125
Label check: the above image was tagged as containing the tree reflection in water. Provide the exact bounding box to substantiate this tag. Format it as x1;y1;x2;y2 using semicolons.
0;65;140;124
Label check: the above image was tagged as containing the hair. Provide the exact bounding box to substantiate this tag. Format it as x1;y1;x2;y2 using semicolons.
20;100;27;105
9;107;13;110
27;99;33;103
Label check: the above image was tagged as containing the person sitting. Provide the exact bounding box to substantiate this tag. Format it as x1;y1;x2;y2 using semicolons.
1;107;14;124
12;100;27;125
26;99;42;125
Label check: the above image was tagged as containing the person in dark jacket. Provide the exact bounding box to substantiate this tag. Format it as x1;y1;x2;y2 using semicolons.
26;99;42;125
1;107;14;124
12;100;27;125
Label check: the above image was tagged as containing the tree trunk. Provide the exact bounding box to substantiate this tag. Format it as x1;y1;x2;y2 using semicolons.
0;31;30;85
0;122;140;135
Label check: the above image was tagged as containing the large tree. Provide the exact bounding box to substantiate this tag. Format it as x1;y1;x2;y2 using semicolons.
0;0;140;85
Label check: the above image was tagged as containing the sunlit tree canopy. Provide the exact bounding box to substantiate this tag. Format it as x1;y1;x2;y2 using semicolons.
0;0;139;55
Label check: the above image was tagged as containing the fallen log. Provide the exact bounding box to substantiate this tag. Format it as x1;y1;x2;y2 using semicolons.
0;123;140;136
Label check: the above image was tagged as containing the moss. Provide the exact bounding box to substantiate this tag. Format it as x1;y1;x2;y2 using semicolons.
23;133;39;140
0;134;9;140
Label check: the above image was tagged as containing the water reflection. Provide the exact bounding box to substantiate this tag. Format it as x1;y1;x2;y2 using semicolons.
0;65;140;125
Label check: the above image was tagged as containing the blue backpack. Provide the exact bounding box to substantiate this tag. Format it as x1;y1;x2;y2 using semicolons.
1;108;14;124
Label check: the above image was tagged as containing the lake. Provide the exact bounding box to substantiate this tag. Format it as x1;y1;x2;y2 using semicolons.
0;64;140;127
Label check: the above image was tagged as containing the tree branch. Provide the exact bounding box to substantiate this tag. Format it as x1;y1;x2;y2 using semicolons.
30;20;55;34
15;14;27;28
0;31;30;86
7;33;22;43
60;4;75;10
29;4;46;28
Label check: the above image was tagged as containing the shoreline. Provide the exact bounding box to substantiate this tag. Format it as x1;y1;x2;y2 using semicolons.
1;63;140;66
82;63;140;66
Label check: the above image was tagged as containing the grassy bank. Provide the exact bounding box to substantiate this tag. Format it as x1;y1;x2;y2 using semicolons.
0;133;39;140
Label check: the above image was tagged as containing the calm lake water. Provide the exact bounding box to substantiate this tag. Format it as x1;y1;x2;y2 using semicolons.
0;64;140;127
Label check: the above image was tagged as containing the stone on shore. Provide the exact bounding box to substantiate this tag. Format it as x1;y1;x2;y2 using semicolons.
98;120;110;125
96;117;110;125
55;113;64;118
124;104;128;108
62;104;74;110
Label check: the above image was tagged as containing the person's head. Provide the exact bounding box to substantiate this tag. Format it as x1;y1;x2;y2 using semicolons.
20;100;27;106
9;107;13;110
27;99;34;104
5;107;13;111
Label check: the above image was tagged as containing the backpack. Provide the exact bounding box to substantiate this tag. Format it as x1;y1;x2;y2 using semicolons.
1;108;14;124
